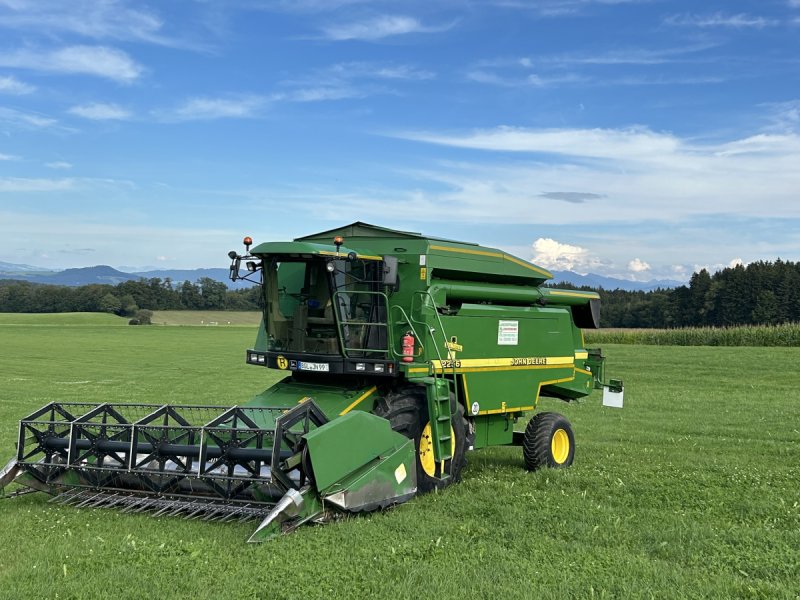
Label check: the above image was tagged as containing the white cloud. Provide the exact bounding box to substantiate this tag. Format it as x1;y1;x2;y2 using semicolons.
399;125;681;160
628;258;651;273
531;238;602;274
0;74;35;94
276;61;434;103
0;152;19;160
162;95;266;121
68;102;131;120
0;45;143;82
0;177;76;192
375;123;800;227
45;161;73;169
0;106;58;129
330;62;435;81
0;0;202;50
321;15;454;41
664;12;779;28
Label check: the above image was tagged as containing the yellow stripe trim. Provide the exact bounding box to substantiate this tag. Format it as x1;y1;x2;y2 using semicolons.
477;405;534;415
442;364;573;374
432;356;574;369
574;367;593;376
429;244;501;258
429;245;552;278
574;351;588;360
407;367;429;374
317;251;382;261
503;254;553;278
547;290;600;299
339;386;378;415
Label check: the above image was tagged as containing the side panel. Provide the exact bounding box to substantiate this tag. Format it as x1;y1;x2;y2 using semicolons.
437;306;577;417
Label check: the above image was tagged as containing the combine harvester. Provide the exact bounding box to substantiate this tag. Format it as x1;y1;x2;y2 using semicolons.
0;223;622;541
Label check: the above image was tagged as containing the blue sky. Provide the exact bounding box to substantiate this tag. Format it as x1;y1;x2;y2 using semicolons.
0;0;798;281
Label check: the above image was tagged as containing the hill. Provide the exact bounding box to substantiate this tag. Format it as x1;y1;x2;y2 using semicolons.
0;261;681;292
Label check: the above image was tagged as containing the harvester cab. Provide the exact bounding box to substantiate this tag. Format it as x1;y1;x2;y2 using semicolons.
1;222;622;542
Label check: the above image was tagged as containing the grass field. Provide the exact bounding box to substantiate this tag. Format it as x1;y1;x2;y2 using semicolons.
586;323;800;347
150;310;261;326
0;318;798;599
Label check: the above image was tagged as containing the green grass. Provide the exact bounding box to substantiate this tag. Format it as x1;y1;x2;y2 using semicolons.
0;319;798;599
0;312;129;326
150;310;261;326
586;323;800;347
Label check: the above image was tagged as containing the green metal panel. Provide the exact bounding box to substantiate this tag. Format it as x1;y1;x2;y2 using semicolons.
244;379;379;420
303;411;410;493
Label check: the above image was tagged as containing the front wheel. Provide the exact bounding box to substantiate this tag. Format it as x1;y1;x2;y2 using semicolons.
522;412;575;471
374;386;467;494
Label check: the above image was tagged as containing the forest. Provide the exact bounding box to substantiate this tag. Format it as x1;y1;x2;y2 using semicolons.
0;260;798;328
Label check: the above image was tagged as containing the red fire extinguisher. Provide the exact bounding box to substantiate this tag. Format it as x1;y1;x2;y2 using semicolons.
401;332;415;363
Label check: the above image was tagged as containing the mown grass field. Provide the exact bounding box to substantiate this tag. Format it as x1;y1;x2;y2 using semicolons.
0;314;798;599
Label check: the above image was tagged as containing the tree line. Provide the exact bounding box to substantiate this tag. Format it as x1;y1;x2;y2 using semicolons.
1;259;798;328
582;260;800;328
0;277;262;316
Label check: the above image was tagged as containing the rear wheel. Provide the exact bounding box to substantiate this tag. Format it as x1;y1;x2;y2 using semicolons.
523;412;575;471
374;386;467;493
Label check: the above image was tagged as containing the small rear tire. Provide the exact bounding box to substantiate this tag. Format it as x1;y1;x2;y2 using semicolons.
523;412;575;471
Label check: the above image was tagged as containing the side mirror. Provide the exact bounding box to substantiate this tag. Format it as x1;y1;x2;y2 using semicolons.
382;256;398;290
229;257;241;281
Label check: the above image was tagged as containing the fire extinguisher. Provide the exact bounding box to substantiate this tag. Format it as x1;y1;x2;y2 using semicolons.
401;332;415;363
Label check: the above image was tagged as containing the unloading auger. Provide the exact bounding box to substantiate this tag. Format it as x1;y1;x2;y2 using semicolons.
1;222;622;541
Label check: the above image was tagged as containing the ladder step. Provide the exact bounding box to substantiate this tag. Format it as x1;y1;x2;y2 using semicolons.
437;416;450;422
438;435;451;442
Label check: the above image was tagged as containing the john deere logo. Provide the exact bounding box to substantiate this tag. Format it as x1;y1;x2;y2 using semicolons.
277;355;289;369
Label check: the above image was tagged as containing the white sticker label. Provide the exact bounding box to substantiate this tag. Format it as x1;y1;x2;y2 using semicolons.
394;463;407;484
419;255;427;266
497;320;519;345
471;402;480;415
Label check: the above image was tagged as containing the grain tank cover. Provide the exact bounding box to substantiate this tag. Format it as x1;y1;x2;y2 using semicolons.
297;221;553;285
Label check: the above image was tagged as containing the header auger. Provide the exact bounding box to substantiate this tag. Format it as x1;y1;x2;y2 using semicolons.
1;222;623;541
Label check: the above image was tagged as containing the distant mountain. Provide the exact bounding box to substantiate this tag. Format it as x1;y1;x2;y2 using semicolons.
0;263;253;289
0;260;57;275
550;270;684;291
0;260;680;291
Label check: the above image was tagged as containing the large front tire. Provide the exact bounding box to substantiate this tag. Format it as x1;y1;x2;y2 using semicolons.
374;386;467;494
523;412;575;471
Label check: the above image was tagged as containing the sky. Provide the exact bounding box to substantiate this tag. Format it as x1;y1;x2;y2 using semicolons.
0;0;798;282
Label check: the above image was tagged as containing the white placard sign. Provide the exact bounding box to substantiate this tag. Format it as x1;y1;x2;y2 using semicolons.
497;320;518;345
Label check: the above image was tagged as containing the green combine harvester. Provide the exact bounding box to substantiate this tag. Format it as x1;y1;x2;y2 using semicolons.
0;222;622;541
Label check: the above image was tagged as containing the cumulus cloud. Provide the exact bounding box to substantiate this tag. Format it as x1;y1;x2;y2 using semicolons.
0;45;143;82
68;102;131;120
628;258;651;273
531;238;602;273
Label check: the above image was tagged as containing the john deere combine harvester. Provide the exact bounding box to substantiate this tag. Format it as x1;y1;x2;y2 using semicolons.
0;222;622;541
